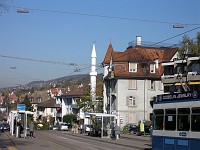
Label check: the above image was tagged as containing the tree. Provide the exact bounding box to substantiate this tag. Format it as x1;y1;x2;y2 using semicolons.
179;32;200;59
76;89;93;113
21;95;33;111
63;114;77;128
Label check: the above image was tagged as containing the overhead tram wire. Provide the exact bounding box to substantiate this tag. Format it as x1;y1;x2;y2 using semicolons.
0;54;90;68
99;26;200;67
10;5;200;26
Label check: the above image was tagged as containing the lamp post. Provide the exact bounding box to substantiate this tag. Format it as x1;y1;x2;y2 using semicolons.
17;8;29;13
173;24;185;28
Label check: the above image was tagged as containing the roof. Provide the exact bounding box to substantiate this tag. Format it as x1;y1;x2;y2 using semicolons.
103;44;178;79
103;43;114;64
57;87;84;98
37;98;56;108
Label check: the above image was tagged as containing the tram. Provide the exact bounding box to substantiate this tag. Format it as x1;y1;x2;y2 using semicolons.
152;91;200;150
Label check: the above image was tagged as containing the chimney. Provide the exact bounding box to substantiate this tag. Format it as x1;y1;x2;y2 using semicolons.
136;36;141;46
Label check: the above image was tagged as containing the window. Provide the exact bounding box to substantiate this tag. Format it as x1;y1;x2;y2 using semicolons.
128;80;137;89
191;107;200;132
38;98;41;103
67;98;72;105
154;109;164;130
165;109;176;130
127;96;136;106
129;63;137;72
150;64;156;73
177;108;190;131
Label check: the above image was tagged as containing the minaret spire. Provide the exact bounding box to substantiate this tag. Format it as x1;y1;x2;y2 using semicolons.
90;43;97;105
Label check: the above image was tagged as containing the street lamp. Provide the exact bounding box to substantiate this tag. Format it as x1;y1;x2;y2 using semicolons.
17;8;29;13
173;24;185;28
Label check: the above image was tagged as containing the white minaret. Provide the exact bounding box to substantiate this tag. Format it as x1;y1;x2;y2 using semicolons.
90;43;97;103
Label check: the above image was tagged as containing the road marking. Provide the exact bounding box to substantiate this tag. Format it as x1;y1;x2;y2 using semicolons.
7;146;18;150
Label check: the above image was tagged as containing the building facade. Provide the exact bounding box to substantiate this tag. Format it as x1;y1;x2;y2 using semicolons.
161;55;200;93
102;37;178;127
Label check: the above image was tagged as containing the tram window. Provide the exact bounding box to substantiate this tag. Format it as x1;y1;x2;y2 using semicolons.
177;108;190;131
191;107;200;132
165;109;176;130
154;109;164;130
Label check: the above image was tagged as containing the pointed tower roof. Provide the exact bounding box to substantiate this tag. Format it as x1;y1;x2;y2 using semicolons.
103;43;114;64
91;43;96;58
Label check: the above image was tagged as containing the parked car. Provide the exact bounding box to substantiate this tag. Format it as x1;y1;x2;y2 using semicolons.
124;123;139;134
58;123;68;131
52;125;59;130
0;123;10;132
84;125;93;132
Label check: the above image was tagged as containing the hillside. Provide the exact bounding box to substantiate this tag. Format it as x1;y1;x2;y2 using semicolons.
0;73;103;92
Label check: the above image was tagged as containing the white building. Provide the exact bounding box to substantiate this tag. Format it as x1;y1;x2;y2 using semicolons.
102;38;178;127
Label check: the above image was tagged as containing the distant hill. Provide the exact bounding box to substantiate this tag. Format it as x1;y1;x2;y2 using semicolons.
0;73;103;92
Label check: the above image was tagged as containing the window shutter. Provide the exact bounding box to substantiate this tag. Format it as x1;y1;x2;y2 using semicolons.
129;80;137;89
147;80;151;89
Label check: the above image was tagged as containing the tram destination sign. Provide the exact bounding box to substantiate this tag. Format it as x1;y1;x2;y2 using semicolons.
156;91;200;102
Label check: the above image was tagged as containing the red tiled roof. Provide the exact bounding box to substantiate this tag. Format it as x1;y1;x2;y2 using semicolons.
8;93;18;101
0;96;4;102
103;43;114;64
103;44;178;79
50;88;65;94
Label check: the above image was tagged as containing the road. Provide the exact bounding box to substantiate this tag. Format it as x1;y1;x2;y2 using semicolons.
0;130;151;150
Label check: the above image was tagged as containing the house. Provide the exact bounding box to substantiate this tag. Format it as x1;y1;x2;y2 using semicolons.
29;91;49;121
0;95;4;105
47;88;66;99
102;37;178;127
161;55;200;93
55;87;84;122
8;92;18;104
37;98;57;123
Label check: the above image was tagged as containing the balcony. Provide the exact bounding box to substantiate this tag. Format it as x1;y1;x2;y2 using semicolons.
187;72;200;81
161;75;175;83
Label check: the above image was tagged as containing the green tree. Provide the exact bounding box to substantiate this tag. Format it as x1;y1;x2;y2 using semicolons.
63;114;77;127
179;32;200;59
21;95;32;111
76;89;93;113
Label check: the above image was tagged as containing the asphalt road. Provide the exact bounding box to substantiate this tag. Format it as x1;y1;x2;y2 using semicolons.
0;130;151;150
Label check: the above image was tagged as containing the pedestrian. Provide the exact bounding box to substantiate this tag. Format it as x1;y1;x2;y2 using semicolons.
74;123;78;134
106;123;111;138
114;124;120;140
149;124;153;143
29;121;35;138
80;124;83;134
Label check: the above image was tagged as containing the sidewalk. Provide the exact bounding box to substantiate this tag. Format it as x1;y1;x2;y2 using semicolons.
64;131;151;149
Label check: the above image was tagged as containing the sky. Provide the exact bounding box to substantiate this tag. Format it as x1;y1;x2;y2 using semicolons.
0;0;200;88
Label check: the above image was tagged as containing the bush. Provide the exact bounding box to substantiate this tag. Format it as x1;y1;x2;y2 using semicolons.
122;126;128;134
